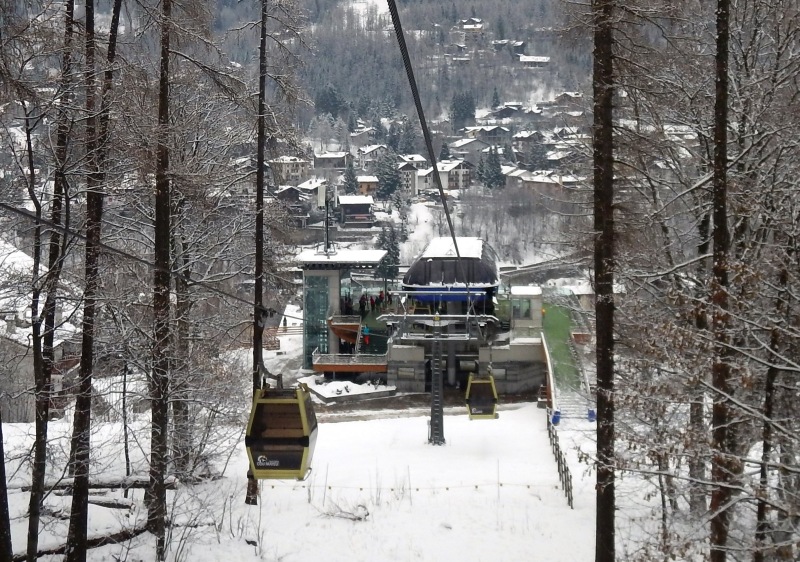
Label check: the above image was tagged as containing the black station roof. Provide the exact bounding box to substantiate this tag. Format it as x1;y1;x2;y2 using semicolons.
403;237;499;288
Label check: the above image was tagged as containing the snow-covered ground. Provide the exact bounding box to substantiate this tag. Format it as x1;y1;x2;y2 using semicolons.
5;400;598;562
5;327;601;562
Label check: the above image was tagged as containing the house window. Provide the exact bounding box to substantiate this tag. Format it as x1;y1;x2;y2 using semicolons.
512;298;531;319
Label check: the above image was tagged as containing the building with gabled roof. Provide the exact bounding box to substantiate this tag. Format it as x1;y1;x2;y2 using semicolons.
356;144;388;171
268;155;311;184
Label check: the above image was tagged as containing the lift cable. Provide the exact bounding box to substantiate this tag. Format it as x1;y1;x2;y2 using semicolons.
386;0;473;308
387;0;494;345
0;200;307;324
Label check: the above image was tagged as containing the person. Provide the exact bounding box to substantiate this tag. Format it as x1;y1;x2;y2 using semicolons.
362;325;370;346
369;295;375;313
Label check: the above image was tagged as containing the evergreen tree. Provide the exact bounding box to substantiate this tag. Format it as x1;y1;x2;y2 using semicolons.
315;82;344;118
342;159;358;195
376;224;401;280
526;142;549;171
492;87;501;109
398;118;418;154
449;91;475;132
503;142;516;164
439;141;451;161
375;152;401;199
476;156;485;185
484;147;504;189
386;122;400;152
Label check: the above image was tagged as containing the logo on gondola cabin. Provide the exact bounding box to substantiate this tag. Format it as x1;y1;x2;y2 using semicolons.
256;455;280;467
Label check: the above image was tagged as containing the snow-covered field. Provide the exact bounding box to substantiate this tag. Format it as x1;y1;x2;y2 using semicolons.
5;331;601;561
5;401;598;562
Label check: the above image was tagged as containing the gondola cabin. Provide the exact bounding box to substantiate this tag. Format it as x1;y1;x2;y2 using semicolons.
245;385;318;480
465;373;498;420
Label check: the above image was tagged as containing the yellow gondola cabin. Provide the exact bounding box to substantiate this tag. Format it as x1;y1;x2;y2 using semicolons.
244;384;318;480
465;373;498;420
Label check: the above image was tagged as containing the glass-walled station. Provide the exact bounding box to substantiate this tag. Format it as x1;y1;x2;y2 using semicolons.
296;247;387;369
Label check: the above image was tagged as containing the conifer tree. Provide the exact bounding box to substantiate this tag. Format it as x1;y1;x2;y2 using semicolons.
376;153;401;199
343;159;359;194
439;141;451;161
484;148;504;189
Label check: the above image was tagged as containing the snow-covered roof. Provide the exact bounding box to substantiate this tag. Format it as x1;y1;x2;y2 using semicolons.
357;144;387;155
315;151;349;158
511;285;542;297
296;248;386;266
269;155;309;164
357;175;378;183
297;177;326;191
420;237;484;260
519;55;550;63
399;154;427;164
450;138;487;149
338;195;374;205
422;160;469;174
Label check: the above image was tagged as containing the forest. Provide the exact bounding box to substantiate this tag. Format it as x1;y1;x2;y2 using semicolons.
0;0;799;561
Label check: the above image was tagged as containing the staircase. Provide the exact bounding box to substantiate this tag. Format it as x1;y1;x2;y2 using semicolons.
429;334;445;445
556;389;590;420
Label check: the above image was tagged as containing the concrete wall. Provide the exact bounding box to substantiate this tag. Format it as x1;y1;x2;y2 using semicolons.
386;341;545;394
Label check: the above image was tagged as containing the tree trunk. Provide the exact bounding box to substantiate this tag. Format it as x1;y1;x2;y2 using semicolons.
0;409;12;559
172;235;192;479
64;1;100;559
709;0;732;560
246;0;269;507
146;0;172;559
25;2;75;559
690;211;711;515
592;1;615;561
754;264;787;562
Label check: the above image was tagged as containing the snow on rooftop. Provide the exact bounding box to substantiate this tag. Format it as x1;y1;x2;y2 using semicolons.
338;195;374;205
296;248;387;265
420;237;484;260
511;285;543;296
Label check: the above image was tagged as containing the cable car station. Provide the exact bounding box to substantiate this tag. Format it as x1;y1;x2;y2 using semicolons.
294;237;548;442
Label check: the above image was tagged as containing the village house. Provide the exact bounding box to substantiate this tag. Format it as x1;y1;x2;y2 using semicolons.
297;177;328;209
464;125;512;146
337;194;375;228
357;144;388;171
357;175;379;196
273;186;310;227
518;55;551;68
268;155;311;184
418;159;473;191
398;154;428;169
397;161;420;196
449;137;490;165
314;151;352;172
456;17;485;45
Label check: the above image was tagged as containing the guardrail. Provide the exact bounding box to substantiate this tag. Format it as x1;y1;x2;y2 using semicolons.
540;331;559;415
546;410;574;509
311;348;388;366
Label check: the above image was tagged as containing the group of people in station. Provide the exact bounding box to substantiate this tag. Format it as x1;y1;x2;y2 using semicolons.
343;290;392;319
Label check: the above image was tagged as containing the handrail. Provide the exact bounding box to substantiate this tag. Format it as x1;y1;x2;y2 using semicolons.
540;331;559;413
546;412;574;509
312;352;388;366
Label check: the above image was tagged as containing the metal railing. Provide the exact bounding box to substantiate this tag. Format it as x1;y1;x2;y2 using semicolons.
311;348;388;366
546;411;574;509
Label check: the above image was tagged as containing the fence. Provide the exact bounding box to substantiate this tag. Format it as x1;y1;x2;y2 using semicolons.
546;410;574;509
